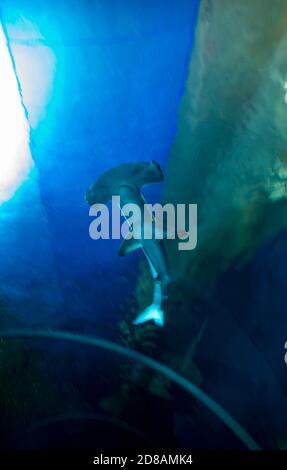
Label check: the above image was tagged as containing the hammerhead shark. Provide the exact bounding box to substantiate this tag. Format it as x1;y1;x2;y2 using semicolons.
86;161;170;327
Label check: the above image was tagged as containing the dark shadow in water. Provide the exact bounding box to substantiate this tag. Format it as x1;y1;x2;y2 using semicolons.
0;329;261;450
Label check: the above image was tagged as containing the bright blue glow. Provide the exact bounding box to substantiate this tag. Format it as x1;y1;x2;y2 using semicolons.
0;1;200;321
6;17;56;129
0;23;33;205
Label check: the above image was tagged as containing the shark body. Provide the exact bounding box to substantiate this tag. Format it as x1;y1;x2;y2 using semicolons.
86;161;170;327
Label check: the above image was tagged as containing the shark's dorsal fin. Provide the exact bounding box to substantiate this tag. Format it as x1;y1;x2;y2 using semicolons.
118;238;142;257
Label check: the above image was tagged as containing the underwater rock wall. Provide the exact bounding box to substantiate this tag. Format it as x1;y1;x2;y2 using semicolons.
163;0;287;287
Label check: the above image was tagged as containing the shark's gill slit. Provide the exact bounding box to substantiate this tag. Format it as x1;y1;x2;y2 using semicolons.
0;329;261;450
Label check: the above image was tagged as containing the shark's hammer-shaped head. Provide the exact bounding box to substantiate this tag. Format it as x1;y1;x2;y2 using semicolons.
85;161;163;205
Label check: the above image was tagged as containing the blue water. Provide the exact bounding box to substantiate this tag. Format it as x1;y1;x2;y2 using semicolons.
0;0;199;327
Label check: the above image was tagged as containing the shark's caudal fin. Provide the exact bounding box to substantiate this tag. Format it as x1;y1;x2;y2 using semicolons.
133;304;164;327
133;281;165;327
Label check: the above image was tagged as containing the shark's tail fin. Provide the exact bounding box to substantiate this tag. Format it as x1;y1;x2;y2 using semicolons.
133;281;164;327
133;304;164;327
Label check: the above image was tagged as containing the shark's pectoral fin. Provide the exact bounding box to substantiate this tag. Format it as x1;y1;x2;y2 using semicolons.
118;238;142;257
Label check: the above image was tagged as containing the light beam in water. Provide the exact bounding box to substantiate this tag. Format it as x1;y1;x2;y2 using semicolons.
0;21;33;205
